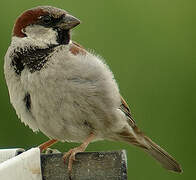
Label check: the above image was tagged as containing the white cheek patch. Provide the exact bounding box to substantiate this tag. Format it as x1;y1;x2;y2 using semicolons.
24;25;58;45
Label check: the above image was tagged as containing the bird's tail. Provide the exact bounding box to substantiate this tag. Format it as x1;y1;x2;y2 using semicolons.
118;127;182;173
143;135;182;172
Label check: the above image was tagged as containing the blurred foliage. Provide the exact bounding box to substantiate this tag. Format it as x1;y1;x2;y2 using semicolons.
0;0;194;179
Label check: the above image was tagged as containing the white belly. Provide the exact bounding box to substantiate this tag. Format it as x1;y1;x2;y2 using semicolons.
5;46;125;142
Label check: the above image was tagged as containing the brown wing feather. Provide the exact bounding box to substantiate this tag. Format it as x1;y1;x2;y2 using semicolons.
69;41;86;56
120;96;136;127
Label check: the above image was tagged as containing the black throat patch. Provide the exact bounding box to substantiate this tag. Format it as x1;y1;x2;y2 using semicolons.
11;45;57;75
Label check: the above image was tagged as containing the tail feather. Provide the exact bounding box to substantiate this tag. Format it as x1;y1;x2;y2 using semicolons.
143;136;182;173
118;128;182;173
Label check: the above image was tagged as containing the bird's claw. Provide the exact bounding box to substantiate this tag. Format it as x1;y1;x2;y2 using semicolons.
63;146;84;175
62;134;95;178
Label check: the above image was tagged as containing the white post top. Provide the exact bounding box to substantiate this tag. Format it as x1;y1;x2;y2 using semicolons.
0;148;42;180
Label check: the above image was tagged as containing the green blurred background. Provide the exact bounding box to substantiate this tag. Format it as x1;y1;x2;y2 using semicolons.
0;0;194;179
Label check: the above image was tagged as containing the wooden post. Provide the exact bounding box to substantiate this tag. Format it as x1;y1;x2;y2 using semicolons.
41;150;127;180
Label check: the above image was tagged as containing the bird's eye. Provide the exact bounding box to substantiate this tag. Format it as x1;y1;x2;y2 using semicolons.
42;16;52;25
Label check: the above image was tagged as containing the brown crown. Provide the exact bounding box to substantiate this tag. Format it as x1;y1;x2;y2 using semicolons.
13;8;46;37
12;6;68;37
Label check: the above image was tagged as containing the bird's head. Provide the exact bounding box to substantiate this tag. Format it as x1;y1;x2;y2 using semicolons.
12;6;80;45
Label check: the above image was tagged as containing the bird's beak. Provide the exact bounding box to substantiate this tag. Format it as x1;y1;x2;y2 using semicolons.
57;14;80;30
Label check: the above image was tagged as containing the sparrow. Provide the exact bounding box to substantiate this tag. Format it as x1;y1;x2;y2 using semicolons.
4;6;182;175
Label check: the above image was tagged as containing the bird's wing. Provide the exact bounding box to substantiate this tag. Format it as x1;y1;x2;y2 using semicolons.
69;42;136;127
120;96;136;127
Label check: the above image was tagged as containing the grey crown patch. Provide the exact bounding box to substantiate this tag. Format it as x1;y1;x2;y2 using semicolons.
11;45;57;75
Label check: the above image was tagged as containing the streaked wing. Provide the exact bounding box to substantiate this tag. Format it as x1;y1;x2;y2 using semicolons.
120;96;136;127
69;43;135;127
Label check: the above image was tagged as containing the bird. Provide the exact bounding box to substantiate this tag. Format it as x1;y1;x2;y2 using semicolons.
4;6;182;175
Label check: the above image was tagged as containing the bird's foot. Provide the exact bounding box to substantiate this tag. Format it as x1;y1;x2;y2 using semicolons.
63;144;86;174
63;133;95;177
45;148;61;154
